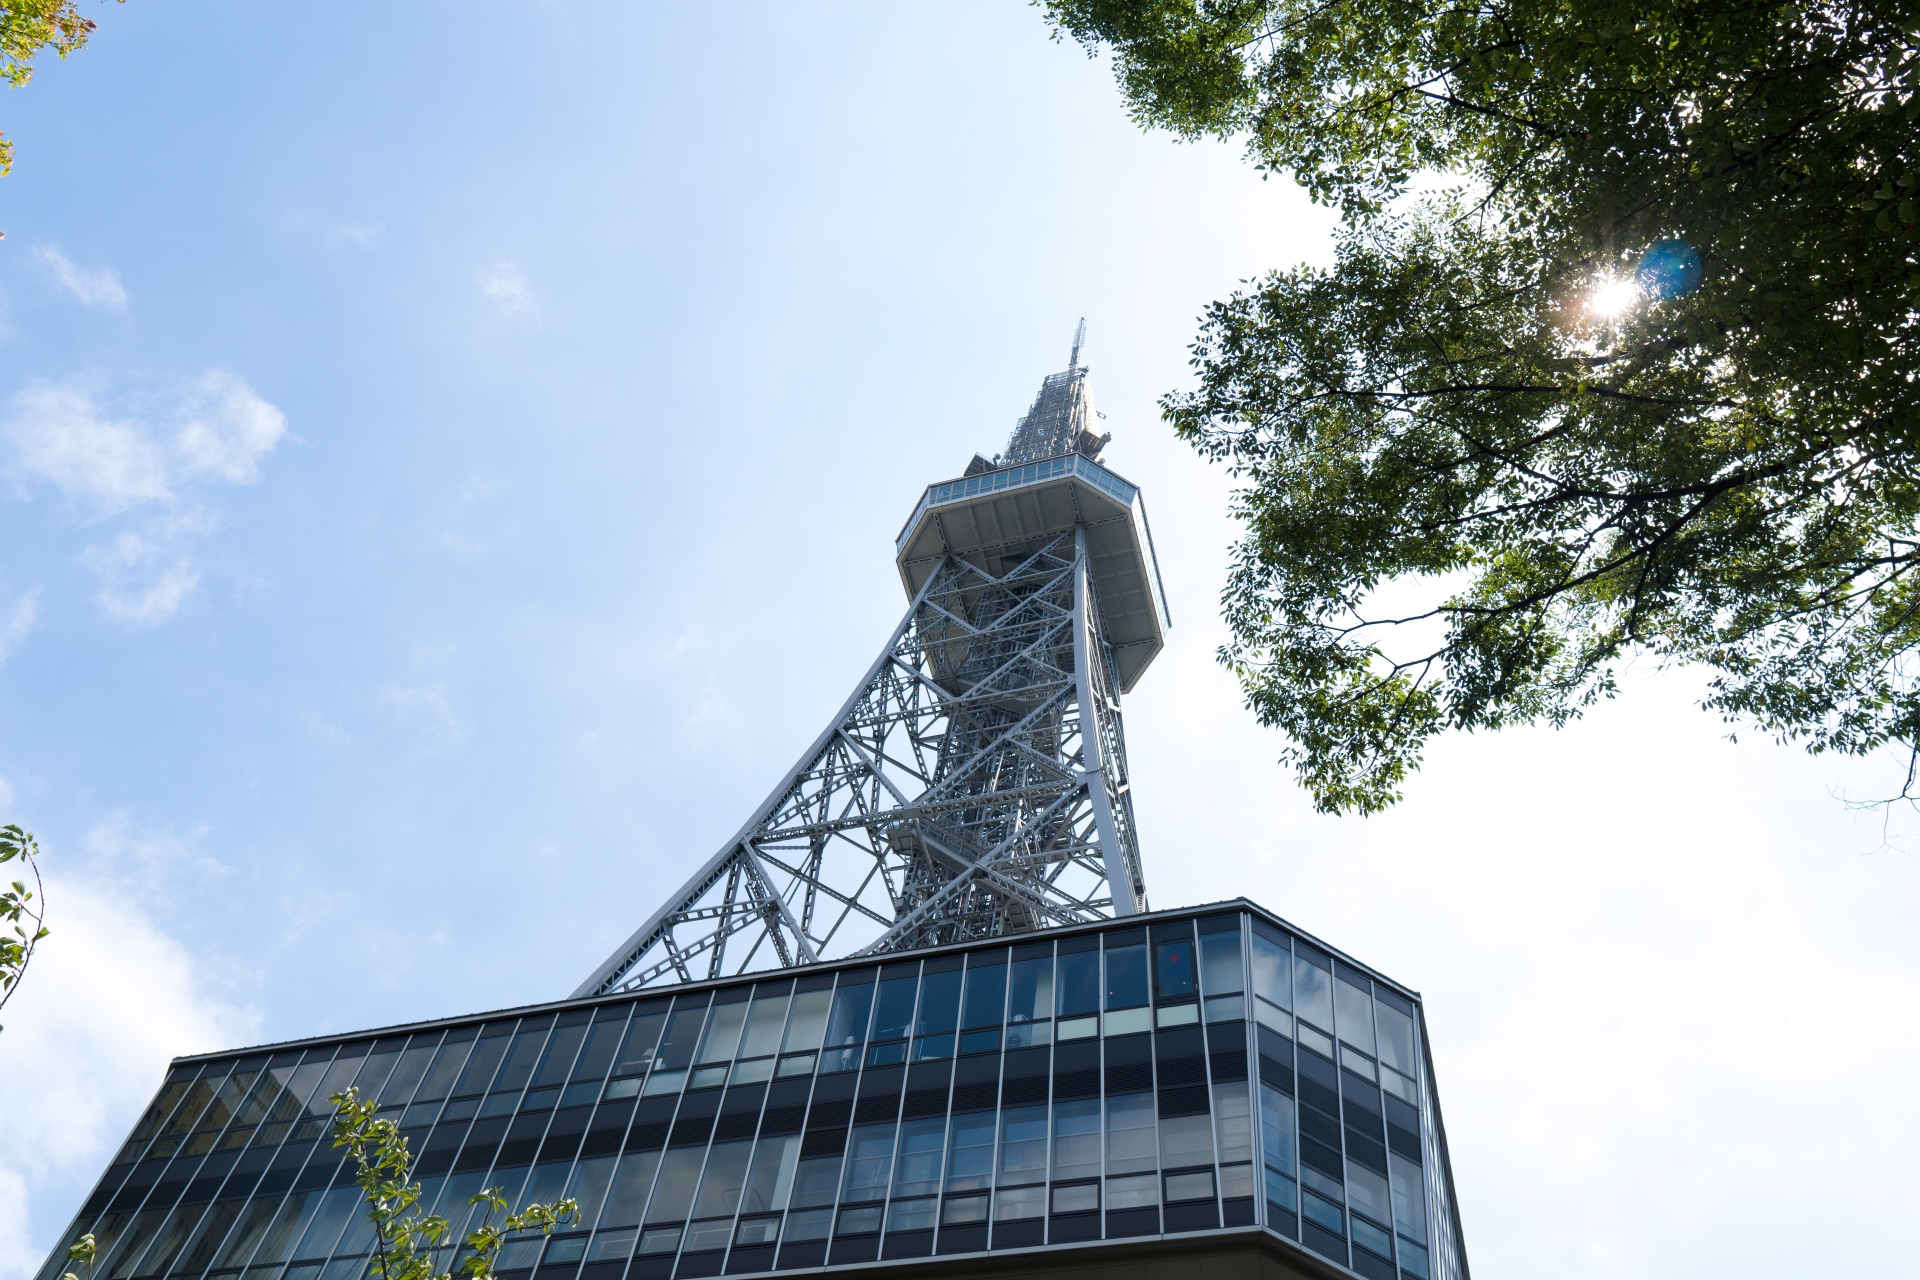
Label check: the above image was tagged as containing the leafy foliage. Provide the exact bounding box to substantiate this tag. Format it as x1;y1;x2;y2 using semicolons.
0;823;49;1031
1045;0;1920;812
1;0;114;174
329;1089;578;1280
61;1231;96;1280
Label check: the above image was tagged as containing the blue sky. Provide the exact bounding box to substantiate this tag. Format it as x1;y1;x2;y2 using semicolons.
0;5;1914;1279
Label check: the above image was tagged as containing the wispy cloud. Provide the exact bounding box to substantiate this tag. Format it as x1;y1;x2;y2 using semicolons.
328;221;387;249
0;589;39;662
1;383;170;513
83;532;204;626
1;373;289;624
34;246;128;311
379;682;470;750
175;371;288;484
479;261;536;316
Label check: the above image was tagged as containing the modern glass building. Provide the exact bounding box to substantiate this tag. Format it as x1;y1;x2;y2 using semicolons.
36;901;1467;1280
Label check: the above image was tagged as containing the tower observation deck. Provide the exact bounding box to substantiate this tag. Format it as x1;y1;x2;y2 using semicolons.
576;324;1172;997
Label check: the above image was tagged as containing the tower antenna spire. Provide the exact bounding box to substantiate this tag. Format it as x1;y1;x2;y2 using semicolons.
1069;316;1087;371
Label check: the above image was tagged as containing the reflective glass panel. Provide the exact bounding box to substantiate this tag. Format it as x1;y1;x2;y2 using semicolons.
782;990;832;1053
1104;945;1148;1011
1007;954;1052;1027
913;970;962;1038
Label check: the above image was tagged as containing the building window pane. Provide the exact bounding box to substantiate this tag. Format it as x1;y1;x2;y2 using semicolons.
997;1106;1049;1184
1153;933;1195;1002
1009;955;1054;1027
1219;1163;1256;1200
543;1235;589;1265
739;996;790;1059
1051;1183;1098;1215
1351;1214;1394;1261
564;1156;618;1227
741;1134;801;1214
732;1218;778;1247
940;1194;989;1226
1334;979;1376;1057
870;975;919;1043
1157;1114;1212;1170
842;1124;898;1202
892;1118;946;1198
695;1002;748;1065
1345;1161;1391;1229
1104;1174;1157;1210
823;983;876;1058
691;1140;755;1219
1249;933;1288;1011
1051;1100;1101;1182
1398;1237;1432;1279
1212;1084;1252;1163
532;1024;587;1088
992;1186;1044;1221
635;1226;680;1256
643;1148;706;1222
914;971;962;1039
945;1114;997;1192
654;1008;708;1071
782;990;832;1054
599;1150;662;1228
1301;1190;1343;1234
885;1198;936;1233
1374;1001;1416;1077
1200;932;1245;998
1259;1084;1296;1178
1164;1169;1214;1203
782;1209;831;1242
586;1228;635;1262
494;1030;550;1094
1293;953;1333;1033
1389;1154;1427;1240
789;1157;843;1209
1263;1169;1297;1213
1104;946;1148;1011
961;959;1008;1030
614;1012;668;1077
1055;952;1098;1018
572;1020;627;1082
836;1205;883;1235
1105;1095;1156;1175
682;1220;732;1252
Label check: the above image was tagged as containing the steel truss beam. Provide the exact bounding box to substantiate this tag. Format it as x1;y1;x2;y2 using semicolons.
572;528;1148;996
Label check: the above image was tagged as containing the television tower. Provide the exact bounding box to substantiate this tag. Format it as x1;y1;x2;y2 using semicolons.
575;324;1171;996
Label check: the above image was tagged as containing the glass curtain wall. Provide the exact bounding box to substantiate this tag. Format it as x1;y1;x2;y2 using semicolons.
41;910;1448;1280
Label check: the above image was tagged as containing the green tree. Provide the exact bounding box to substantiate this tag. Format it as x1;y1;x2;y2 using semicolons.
0;823;49;1031
1045;0;1920;813
2;0;113;175
329;1088;579;1280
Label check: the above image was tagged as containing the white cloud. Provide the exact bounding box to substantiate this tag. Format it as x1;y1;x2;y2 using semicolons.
80;812;224;897
0;876;257;1280
82;530;205;626
0;589;38;662
2;383;171;514
2;375;288;625
479;261;536;316
174;371;287;485
34;247;128;311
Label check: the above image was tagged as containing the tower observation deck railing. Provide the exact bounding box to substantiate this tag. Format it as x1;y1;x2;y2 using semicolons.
895;453;1140;554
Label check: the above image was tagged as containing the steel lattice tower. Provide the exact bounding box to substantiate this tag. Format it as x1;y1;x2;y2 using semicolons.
575;324;1170;996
